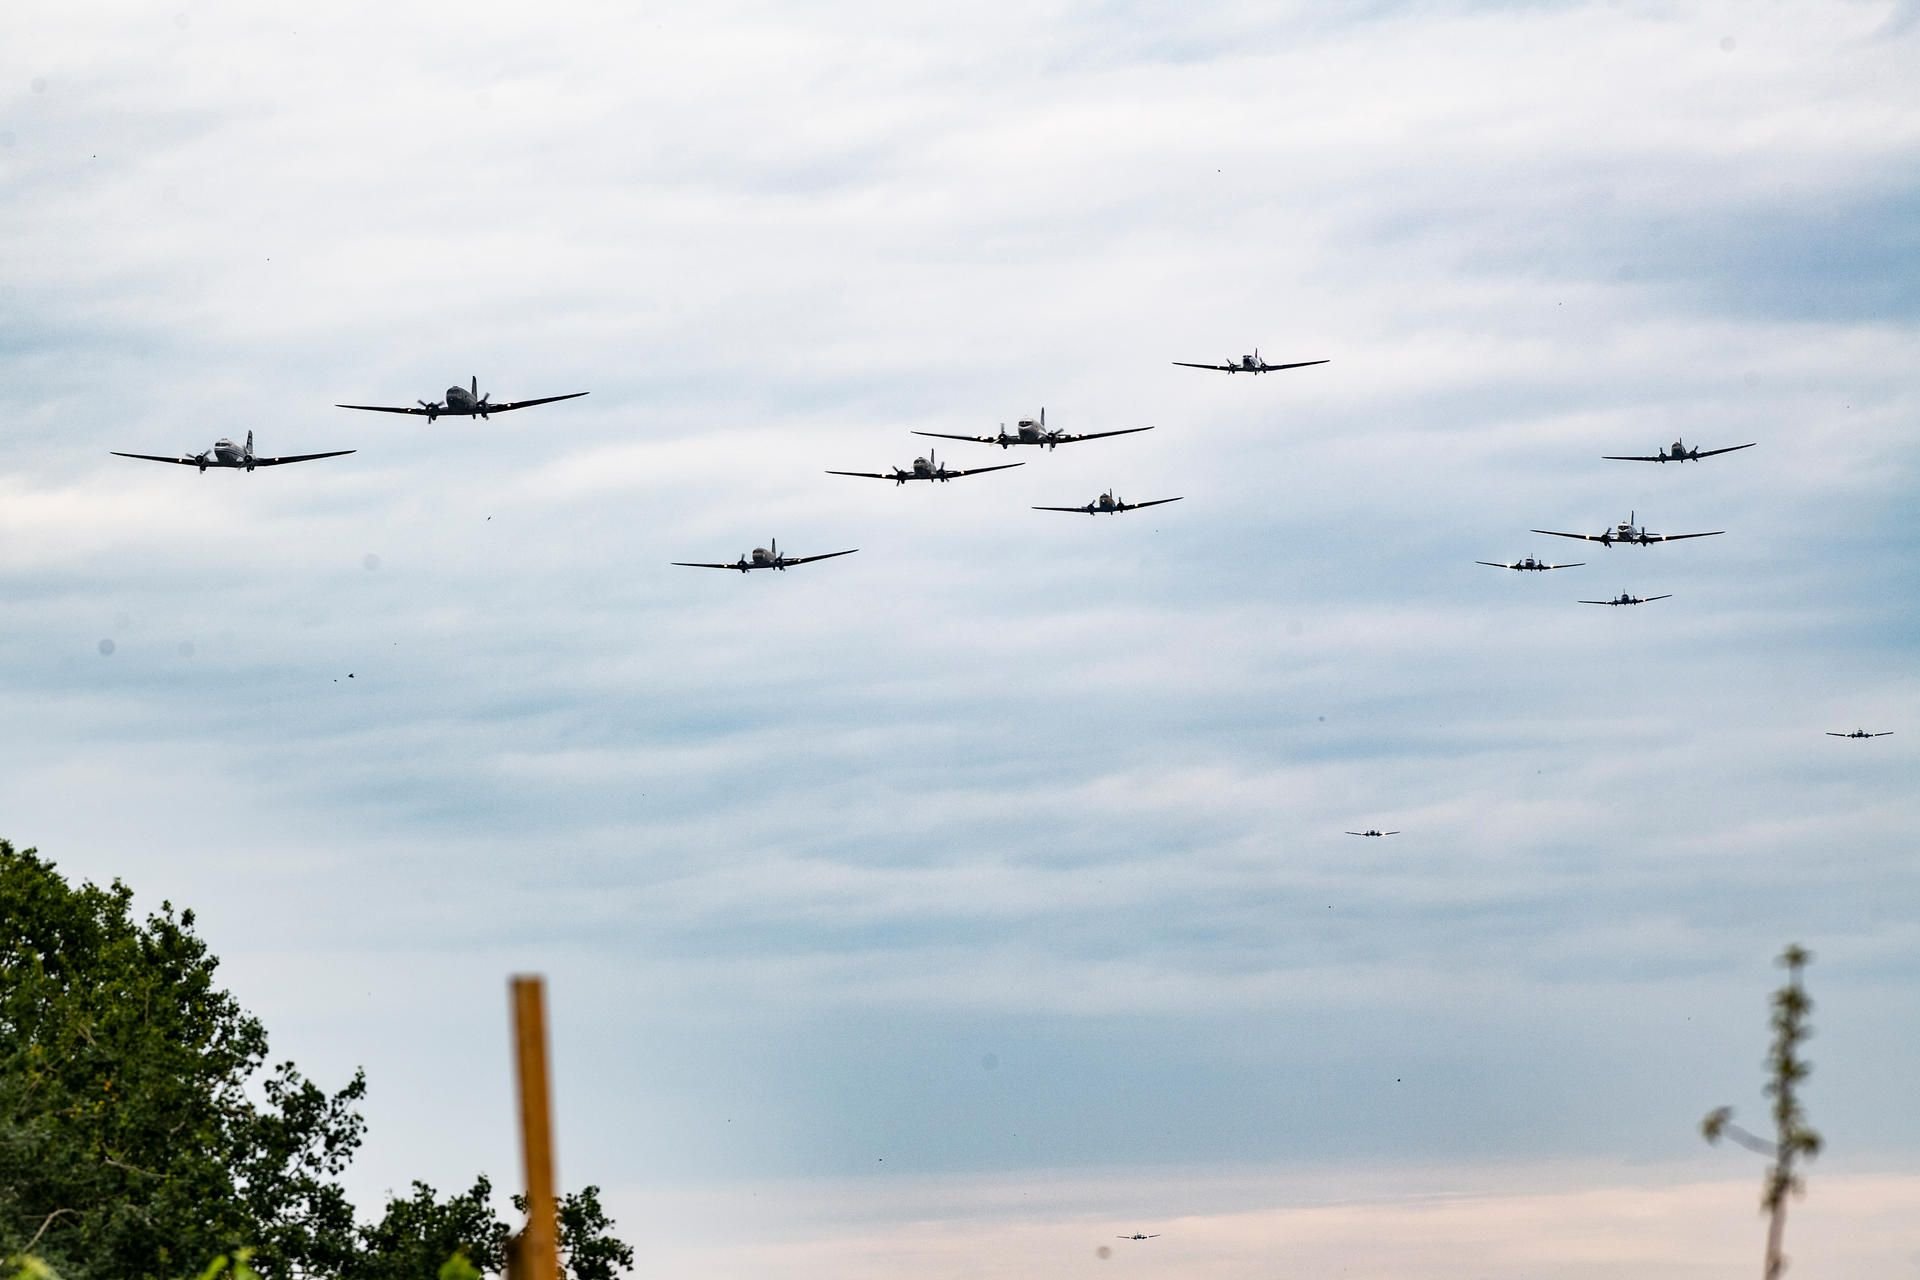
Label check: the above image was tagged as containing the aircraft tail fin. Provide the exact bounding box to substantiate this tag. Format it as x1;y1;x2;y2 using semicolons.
245;429;254;458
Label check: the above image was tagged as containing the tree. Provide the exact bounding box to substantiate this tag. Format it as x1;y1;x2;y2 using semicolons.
1701;943;1822;1280
1;840;632;1278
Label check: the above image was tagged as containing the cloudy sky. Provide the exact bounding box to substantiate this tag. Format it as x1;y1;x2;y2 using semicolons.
4;0;1918;1275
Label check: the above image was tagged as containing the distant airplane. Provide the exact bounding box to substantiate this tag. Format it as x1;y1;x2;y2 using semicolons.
825;450;1023;485
1033;491;1183;516
1477;557;1583;572
1580;592;1672;606
1172;349;1328;375
1604;439;1755;464
1532;512;1722;548
111;430;353;473
337;376;587;423
1346;829;1399;837
673;538;857;573
1116;1234;1160;1241
914;408;1153;451
1826;729;1892;739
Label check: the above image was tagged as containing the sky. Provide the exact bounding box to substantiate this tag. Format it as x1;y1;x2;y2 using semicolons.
3;0;1919;1275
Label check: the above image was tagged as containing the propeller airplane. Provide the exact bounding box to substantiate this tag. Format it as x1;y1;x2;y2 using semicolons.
825;450;1023;485
1531;512;1723;548
1580;592;1671;606
1033;491;1182;515
111;430;354;473
673;538;858;574
1604;438;1755;463
1477;557;1583;571
337;376;587;423
913;408;1153;451
1826;729;1893;739
1172;349;1328;375
1346;829;1399;837
1116;1234;1160;1241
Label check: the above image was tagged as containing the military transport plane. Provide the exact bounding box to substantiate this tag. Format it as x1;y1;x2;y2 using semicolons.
1531;512;1722;548
1604;438;1756;463
1172;349;1329;375
1034;491;1182;515
1477;557;1583;571
1827;729;1893;739
1580;592;1671;606
825;450;1023;485
111;430;353;473
1347;829;1399;838
673;539;857;573
337;376;587;423
913;408;1153;451
1117;1234;1160;1242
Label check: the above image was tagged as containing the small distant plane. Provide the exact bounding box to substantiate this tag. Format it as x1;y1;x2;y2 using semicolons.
1477;557;1583;572
1346;829;1399;838
1827;729;1893;739
1580;592;1671;606
913;408;1153;451
111;430;353;473
1033;491;1182;515
1116;1234;1160;1241
1172;349;1329;375
825;450;1023;485
672;538;857;573
1604;439;1755;463
337;376;587;423
1531;512;1722;548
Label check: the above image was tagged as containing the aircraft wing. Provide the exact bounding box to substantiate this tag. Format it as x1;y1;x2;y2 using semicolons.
1060;426;1155;444
1033;504;1096;513
1644;531;1723;542
1694;442;1757;458
1577;600;1613;605
911;431;995;444
1531;528;1608;543
672;561;744;570
111;451;205;465
784;549;859;566
1601;452;1665;461
482;391;590;413
954;461;1025;477
1257;358;1330;372
1643;594;1673;602
1120;496;1183;511
251;450;357;467
335;403;431;415
824;470;892;480
1171;361;1235;371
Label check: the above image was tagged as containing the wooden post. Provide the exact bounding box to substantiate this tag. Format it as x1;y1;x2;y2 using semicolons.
510;975;560;1280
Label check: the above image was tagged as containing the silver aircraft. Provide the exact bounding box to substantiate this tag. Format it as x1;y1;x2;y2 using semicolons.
1532;512;1722;548
1827;729;1893;739
1580;592;1671;606
1033;491;1183;515
1604;438;1756;463
1116;1234;1160;1241
913;408;1153;451
673;538;857;573
1478;556;1583;571
337;376;587;423
111;430;353;473
1346;829;1400;838
1173;349;1329;375
825;450;1023;485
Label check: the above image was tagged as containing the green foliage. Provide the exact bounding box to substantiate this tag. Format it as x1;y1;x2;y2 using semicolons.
1701;943;1821;1280
1;840;633;1278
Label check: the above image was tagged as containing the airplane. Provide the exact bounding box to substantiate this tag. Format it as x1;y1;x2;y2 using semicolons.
111;430;354;473
1116;1234;1160;1241
1531;512;1722;548
337;376;587;423
1477;557;1583;571
1604;439;1756;463
1033;491;1183;515
825;450;1024;485
1346;829;1399;837
1172;349;1329;375
913;408;1153;451
672;538;857;573
1826;729;1893;739
1580;592;1671;606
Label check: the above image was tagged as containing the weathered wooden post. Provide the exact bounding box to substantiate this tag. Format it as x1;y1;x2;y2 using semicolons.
508;975;560;1280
